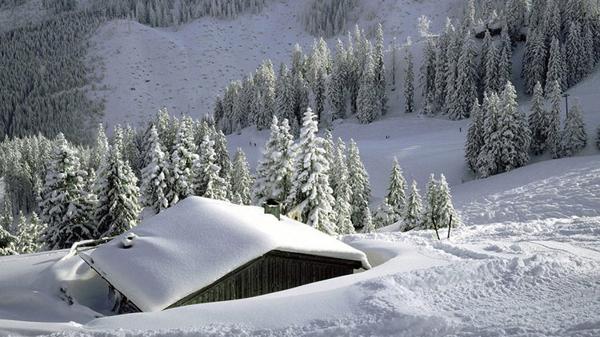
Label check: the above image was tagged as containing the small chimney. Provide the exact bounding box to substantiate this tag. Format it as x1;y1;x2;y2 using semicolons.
263;199;281;220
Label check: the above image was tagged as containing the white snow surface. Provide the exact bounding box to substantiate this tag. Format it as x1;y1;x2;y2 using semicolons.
80;196;370;312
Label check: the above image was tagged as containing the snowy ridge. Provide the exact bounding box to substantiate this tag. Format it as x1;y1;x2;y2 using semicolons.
83;196;370;312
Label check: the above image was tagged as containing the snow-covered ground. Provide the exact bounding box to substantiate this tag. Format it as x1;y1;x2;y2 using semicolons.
2;154;600;337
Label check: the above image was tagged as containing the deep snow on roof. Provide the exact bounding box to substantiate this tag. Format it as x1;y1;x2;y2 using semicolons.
81;197;370;312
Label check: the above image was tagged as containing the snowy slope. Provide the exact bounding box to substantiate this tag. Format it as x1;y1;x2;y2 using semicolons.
89;0;462;131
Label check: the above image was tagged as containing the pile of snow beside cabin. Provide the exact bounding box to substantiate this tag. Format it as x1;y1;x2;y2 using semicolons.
2;155;600;337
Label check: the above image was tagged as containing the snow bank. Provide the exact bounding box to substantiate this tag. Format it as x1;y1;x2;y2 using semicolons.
82;197;370;312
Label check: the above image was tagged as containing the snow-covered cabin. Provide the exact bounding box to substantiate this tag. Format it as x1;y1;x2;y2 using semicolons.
79;197;370;313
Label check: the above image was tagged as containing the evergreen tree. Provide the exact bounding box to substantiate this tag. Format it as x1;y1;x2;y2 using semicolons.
254;117;295;207
566;22;585;87
465;100;484;170
254;60;277;130
373;198;396;229
374;23;387;116
443;31;461;115
91;124;109;170
497;26;512;89
522;29;547;95
329;40;347;120
483;41;499;93
169;118;199;204
528;82;549;155
347;139;371;229
194;135;228;201
560;100;587;157
421;37;437;112
479;30;493;94
423;174;457;230
357;50;378;124
286;108;336;234
448;33;478;120
361;201;374;234
275;64;298;132
404;44;415;113
0;223;16;256
140;125;170;214
546;38;565;94
402;180;422;231
40;134;95;249
386;158;406;221
547;80;562;159
95;142;140;237
16;211;44;254
230;148;253;205
497;82;531;172
433;20;453;111
212;129;232;197
331;143;354;235
476;93;502;178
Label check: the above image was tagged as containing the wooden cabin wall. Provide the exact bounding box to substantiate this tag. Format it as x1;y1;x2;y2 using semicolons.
169;250;360;308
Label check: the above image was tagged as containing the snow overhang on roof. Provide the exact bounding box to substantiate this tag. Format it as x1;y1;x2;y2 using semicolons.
80;197;370;312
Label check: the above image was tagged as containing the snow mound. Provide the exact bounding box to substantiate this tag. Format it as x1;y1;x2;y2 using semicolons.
82;197;370;312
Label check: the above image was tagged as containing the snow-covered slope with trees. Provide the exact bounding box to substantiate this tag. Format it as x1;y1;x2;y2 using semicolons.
2;154;600;337
88;0;462;131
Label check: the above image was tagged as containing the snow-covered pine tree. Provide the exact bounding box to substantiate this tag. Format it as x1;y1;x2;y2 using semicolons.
91;124;109;170
275;64;299;133
402;180;422;232
40;133;96;249
496;81;530;172
168;118;199;204
528;82;549;155
566;22;585;88
522;29;547;95
373;198;396;229
254;117;295;208
505;0;526;40
483;40;499;94
421;36;437;112
443;30;461;115
347;139;371;229
545;37;565;94
476;92;501;178
0;222;16;256
547;80;562;159
140;125;170;214
212;129;232;198
95;142;140;237
497;26;512;90
435;174;458;229
448;33;478;120
465;99;484;171
404;41;415;113
254;60;277;130
194;135;228;201
329;39;347;120
433;19;453;112
286;108;336;234
156;108;178;154
560;99;587;157
361;201;374;234
357;48;378;124
230;148;253;205
423;174;457;230
386;158;406;222
16;211;44;254
323;130;336;189
479;30;493;94
331;141;354;235
374;23;387;116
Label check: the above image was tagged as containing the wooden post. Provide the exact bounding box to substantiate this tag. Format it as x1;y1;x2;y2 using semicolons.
432;214;441;240
447;215;452;239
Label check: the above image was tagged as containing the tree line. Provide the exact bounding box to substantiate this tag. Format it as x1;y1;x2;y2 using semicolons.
0;106;459;255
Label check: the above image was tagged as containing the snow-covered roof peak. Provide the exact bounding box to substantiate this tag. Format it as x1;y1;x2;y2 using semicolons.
81;197;370;312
